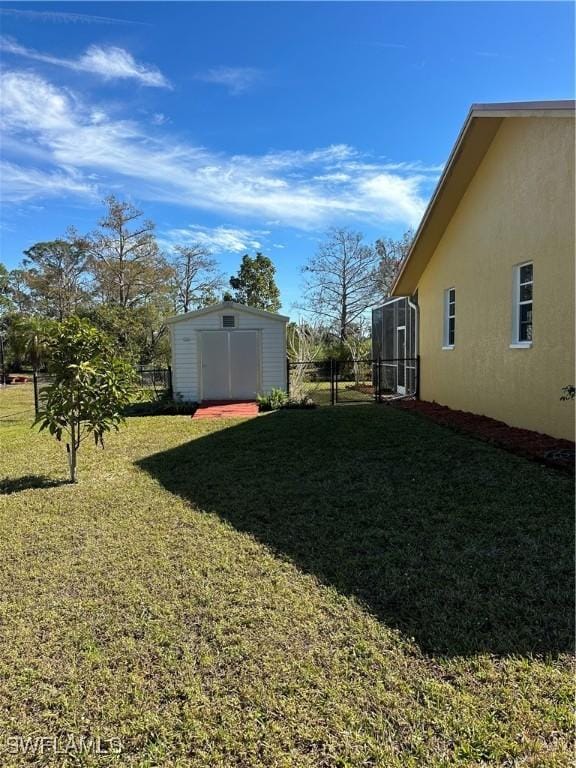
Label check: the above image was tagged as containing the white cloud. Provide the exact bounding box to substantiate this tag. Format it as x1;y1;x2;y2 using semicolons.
312;172;352;183
357;173;429;225
195;66;262;95
151;112;168;126
0;37;170;88
79;46;169;87
163;225;266;254
0;70;434;230
0;161;96;202
257;145;357;172
0;8;148;25
379;161;445;173
0;70;76;132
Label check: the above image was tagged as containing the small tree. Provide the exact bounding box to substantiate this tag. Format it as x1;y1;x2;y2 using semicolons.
0;314;52;372
35;317;135;483
287;320;324;399
342;317;371;385
23;316;53;373
227;253;281;312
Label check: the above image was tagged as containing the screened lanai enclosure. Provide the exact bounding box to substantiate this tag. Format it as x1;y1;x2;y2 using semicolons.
287;297;419;406
372;296;419;397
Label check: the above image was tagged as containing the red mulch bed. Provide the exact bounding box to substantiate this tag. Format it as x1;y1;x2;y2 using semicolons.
393;399;575;473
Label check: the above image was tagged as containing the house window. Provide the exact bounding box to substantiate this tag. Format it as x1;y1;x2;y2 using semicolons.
512;263;533;346
443;288;455;348
222;315;236;328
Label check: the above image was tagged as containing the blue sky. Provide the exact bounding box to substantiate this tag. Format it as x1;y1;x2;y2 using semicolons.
0;1;573;311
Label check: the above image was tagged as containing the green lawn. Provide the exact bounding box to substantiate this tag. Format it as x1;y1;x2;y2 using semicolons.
290;378;333;405
0;385;573;766
290;379;375;405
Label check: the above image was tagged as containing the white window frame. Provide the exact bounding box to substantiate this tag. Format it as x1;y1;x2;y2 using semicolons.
442;287;455;350
511;262;533;348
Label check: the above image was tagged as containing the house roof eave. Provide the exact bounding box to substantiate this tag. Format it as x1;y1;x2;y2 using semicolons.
391;99;575;296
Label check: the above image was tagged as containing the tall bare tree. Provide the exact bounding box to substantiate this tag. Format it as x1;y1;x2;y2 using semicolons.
171;244;224;313
375;230;413;297
298;228;379;343
89;196;172;308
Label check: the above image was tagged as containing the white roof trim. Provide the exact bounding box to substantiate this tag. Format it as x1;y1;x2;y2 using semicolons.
470;100;575;118
376;295;410;307
165;301;289;325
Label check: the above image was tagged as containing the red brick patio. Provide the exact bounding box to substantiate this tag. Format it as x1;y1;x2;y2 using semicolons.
191;401;259;420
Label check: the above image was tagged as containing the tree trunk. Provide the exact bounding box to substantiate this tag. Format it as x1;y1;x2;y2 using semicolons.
67;423;78;483
340;297;347;343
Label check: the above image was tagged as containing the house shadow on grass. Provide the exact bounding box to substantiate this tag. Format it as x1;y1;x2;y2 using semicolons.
137;407;574;657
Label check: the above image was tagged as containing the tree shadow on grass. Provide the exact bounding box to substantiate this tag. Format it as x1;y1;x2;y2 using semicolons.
137;407;574;656
0;475;70;495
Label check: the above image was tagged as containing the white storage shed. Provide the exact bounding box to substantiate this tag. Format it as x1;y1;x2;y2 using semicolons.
166;301;289;402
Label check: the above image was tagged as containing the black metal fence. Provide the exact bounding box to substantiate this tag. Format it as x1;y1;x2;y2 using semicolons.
135;366;172;398
286;360;334;406
30;358;416;413
287;358;419;406
32;367;172;414
32;372;52;414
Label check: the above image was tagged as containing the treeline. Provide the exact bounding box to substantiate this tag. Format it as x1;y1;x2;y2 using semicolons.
0;197;282;371
0;195;411;372
296;227;412;346
286;227;412;362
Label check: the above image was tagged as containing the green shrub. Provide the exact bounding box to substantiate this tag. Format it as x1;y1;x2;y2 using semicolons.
124;392;198;416
283;396;317;410
256;388;288;412
34;317;135;483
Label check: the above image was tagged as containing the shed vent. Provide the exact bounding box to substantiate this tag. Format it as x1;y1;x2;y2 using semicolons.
222;315;236;328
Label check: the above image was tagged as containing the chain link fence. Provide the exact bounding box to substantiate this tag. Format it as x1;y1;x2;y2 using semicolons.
287;360;333;406
288;358;419;406
31;368;173;415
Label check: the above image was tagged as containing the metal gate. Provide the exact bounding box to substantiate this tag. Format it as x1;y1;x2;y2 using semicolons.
334;359;375;404
287;358;419;406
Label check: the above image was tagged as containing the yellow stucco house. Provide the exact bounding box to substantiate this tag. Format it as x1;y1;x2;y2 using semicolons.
373;100;575;441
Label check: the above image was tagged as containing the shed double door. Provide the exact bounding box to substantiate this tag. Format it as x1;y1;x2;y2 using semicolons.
201;331;259;400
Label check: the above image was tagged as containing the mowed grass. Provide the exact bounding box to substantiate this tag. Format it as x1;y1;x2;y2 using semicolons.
0;382;36;423
0;385;573;767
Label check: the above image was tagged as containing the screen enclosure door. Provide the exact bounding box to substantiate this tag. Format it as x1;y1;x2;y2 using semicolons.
396;326;406;395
